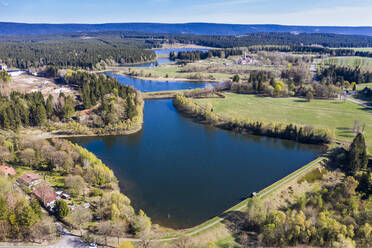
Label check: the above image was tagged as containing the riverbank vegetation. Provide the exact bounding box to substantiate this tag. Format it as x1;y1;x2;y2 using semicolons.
174;94;332;144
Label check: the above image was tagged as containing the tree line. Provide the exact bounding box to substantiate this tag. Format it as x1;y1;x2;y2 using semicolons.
167;33;372;48
169;49;243;61
318;65;372;84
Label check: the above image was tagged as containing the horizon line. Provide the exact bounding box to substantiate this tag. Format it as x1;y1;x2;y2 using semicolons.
0;21;372;28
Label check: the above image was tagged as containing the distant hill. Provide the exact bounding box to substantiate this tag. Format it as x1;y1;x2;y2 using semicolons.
1;22;372;36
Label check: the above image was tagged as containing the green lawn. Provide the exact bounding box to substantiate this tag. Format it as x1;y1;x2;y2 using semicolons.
128;65;234;80
195;93;372;151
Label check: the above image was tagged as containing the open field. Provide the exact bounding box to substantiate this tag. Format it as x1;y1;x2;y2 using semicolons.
195;93;372;151
8;72;76;97
324;56;372;70
352;48;372;52
121;54;283;82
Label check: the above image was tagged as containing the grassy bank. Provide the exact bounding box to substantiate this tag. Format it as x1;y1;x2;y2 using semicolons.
195;93;372;151
160;156;328;247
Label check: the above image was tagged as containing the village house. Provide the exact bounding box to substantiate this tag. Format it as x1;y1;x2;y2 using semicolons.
17;173;42;188
0;165;16;176
238;52;256;65
33;185;57;209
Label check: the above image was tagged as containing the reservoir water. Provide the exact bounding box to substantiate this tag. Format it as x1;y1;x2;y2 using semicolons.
107;73;215;92
69;74;323;228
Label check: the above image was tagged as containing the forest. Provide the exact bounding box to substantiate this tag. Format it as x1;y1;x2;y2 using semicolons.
169;49;243;61
318;66;372;84
0;39;156;69
168;32;372;48
0;91;74;130
63;72;142;130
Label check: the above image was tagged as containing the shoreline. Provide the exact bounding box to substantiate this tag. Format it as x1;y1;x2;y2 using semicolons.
154;43;215;50
117;72;225;83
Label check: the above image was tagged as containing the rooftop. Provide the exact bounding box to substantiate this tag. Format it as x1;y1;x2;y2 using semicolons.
18;173;41;184
0;166;16;176
33;185;57;205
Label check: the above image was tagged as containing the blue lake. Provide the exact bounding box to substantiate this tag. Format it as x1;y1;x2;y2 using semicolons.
69;75;324;228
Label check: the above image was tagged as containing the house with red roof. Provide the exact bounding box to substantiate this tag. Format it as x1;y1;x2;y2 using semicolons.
0;166;16;176
17;173;42;188
33;185;57;208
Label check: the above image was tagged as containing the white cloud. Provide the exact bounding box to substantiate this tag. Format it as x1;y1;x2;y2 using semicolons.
1;1;8;7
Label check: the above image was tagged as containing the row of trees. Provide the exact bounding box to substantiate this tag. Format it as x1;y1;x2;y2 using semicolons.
169;49;243;61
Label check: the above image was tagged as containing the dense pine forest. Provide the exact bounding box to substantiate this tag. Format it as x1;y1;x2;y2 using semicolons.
318;66;372;84
168;32;372;48
169;49;243;61
0;38;156;69
1;31;372;71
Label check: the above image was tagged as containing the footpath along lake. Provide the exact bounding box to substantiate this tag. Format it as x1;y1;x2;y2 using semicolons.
69;75;324;229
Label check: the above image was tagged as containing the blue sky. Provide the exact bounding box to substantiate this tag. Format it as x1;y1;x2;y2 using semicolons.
0;0;371;26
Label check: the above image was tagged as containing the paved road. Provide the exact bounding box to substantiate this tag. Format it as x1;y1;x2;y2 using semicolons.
346;97;372;109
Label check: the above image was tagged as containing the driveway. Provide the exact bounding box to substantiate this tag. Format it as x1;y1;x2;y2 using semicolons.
0;224;88;248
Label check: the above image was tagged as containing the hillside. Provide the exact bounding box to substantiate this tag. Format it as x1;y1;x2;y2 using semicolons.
2;22;372;36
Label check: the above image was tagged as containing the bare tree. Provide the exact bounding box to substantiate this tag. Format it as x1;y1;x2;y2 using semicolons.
70;205;92;236
111;220;126;246
97;221;113;246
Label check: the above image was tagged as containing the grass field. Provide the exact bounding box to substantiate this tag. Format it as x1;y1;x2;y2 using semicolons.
128;64;235;81
195;93;372;151
352;48;372;52
324;56;372;70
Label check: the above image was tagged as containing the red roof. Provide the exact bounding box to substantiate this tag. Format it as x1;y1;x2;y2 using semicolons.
19;173;41;184
81;109;92;115
0;166;16;176
33;185;57;205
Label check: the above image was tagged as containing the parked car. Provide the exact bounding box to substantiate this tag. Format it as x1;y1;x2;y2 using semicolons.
89;243;98;248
